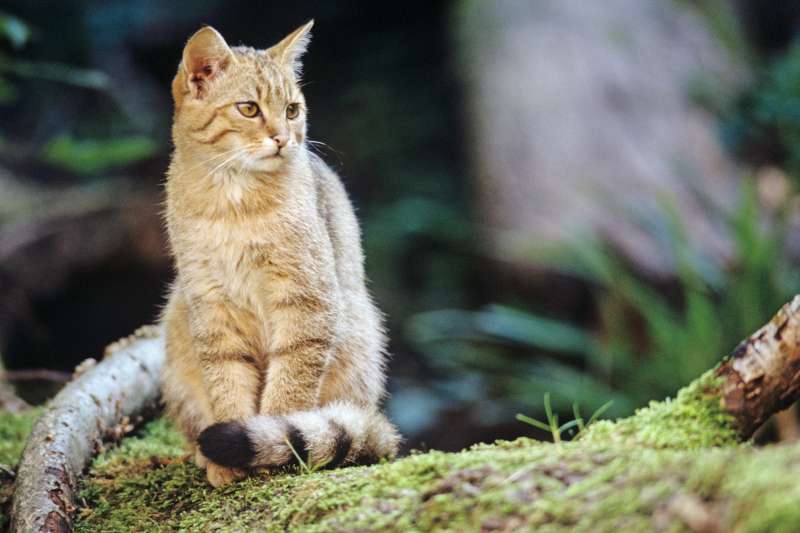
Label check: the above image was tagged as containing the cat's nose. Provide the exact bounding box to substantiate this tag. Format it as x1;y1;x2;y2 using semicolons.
272;134;289;149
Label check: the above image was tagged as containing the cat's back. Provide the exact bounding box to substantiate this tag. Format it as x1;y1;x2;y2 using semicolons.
309;153;368;291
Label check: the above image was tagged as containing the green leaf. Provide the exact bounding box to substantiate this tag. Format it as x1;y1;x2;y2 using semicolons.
0;58;109;90
587;400;614;426
515;414;551;432
558;419;581;433
42;134;157;175
0;12;31;49
572;402;585;434
476;305;595;356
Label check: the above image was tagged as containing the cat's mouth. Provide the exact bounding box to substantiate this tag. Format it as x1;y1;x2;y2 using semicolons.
243;149;288;172
257;152;281;160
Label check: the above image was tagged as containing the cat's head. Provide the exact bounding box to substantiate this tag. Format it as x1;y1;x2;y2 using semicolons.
171;22;313;173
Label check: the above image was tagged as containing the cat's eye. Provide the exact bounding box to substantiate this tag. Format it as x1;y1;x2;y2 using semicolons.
286;103;300;120
236;102;260;118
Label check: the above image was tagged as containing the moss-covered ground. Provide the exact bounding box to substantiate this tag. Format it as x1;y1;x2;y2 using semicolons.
0;408;43;530
71;369;800;532
0;370;794;531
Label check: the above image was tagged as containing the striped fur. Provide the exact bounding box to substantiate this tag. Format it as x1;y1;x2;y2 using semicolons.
199;402;400;470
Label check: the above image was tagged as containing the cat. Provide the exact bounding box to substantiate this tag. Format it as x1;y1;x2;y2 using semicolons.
160;21;400;487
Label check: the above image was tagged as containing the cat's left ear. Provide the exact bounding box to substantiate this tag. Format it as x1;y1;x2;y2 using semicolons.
181;26;235;98
268;20;313;76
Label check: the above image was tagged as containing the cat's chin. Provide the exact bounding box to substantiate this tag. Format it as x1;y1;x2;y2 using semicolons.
243;155;288;173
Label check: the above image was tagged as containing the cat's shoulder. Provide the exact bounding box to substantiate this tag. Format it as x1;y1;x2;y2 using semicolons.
308;151;338;181
309;152;349;195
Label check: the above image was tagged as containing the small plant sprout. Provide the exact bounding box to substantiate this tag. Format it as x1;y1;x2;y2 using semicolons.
516;395;614;443
284;438;330;474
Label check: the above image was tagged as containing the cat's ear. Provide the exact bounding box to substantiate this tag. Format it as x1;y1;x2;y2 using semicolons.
181;26;234;98
267;20;313;76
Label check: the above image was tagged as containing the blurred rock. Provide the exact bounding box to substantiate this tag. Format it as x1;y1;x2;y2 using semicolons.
456;0;748;278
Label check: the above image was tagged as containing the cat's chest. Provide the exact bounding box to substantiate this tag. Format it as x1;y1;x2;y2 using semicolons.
183;216;274;302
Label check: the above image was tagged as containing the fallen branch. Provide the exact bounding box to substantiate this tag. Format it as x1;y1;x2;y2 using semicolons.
9;326;162;533
716;295;800;437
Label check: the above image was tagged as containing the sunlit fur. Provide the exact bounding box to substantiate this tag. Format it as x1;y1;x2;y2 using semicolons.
161;22;400;487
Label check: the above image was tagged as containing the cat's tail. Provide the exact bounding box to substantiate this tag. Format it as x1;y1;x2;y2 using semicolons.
197;401;400;470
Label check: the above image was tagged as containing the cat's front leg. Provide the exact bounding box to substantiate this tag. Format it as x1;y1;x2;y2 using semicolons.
189;297;260;486
259;282;337;415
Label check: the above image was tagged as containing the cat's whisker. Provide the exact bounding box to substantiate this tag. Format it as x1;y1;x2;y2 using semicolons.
179;143;262;176
306;139;342;156
200;149;251;182
173;143;262;184
200;141;267;180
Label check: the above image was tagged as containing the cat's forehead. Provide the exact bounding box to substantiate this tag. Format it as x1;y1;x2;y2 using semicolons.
227;46;296;101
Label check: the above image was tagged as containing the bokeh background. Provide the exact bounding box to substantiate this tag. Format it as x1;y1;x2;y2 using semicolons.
2;0;800;451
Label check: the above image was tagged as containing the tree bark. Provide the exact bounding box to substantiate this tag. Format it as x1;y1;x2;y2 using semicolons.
9;326;162;533
716;295;800;437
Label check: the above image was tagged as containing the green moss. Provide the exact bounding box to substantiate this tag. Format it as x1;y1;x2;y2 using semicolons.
0;408;43;531
0;408;42;466
74;372;758;532
75;415;800;532
580;369;738;449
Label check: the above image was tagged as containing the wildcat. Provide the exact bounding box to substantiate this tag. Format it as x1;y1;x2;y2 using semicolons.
161;21;400;487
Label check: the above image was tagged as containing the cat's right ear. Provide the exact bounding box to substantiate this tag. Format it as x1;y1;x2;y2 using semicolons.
180;26;234;99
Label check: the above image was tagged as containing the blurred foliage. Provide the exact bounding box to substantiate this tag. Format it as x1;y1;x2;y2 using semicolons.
0;11;30;50
0;11;109;100
679;0;752;65
0;11;30;103
0;9;149;171
43;134;157;175
723;40;800;180
408;180;800;426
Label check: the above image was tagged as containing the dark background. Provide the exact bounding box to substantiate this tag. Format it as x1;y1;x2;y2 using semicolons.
2;0;800;451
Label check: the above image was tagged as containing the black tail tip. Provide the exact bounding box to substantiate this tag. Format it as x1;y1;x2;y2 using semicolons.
198;421;255;468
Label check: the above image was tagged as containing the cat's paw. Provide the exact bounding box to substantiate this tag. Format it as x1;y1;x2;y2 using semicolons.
194;447;209;468
206;463;247;487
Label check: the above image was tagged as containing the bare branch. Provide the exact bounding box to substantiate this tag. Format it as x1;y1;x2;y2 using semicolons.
9;326;162;533
0;369;72;383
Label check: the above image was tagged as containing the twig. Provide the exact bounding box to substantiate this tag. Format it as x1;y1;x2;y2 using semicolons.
0;369;72;383
0;361;29;413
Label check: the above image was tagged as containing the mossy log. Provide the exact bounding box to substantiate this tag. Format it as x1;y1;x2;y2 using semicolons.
10;298;800;532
